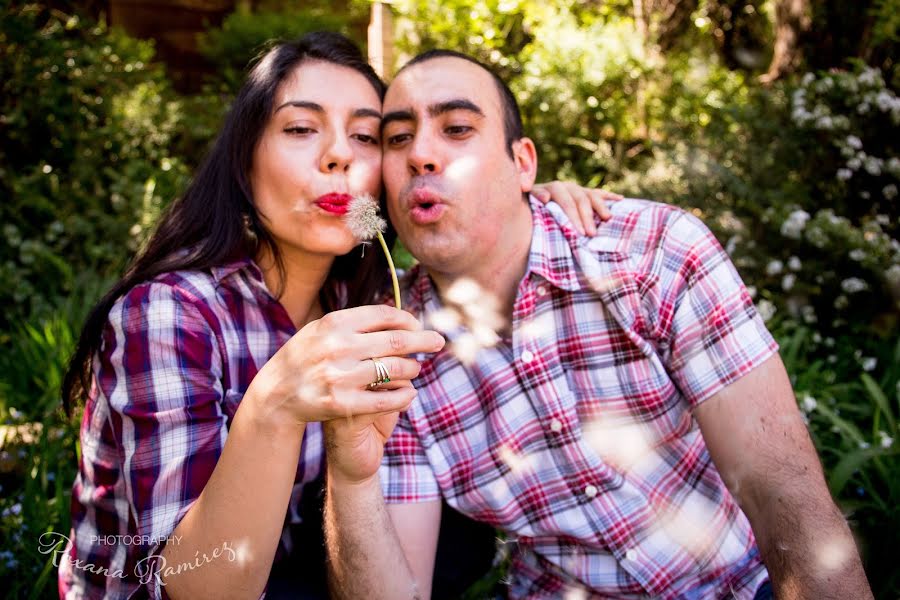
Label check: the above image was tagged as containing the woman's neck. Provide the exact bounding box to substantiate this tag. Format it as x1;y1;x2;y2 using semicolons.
256;244;333;329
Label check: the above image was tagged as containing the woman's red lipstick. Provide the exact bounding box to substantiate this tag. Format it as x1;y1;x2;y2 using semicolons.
315;193;352;215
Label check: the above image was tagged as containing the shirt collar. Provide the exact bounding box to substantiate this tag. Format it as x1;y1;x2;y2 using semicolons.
210;255;260;284
525;195;583;292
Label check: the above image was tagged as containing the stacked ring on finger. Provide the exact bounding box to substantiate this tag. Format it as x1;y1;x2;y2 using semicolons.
367;357;391;389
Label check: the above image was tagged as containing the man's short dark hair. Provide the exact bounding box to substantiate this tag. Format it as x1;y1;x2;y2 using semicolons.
398;49;524;157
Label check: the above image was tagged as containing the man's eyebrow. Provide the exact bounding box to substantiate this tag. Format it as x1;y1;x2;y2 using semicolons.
381;109;415;131
428;98;485;118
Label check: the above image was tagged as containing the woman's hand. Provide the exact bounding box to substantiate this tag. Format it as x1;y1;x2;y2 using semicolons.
532;181;622;236
245;305;444;432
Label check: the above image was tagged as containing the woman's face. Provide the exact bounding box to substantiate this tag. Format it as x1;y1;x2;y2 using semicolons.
251;60;383;259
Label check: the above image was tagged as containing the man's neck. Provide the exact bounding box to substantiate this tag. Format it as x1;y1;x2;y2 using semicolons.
430;206;533;333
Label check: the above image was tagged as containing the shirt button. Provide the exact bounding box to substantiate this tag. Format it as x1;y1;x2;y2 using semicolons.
550;419;563;433
521;350;535;363
536;285;548;297
584;484;598;498
625;548;639;562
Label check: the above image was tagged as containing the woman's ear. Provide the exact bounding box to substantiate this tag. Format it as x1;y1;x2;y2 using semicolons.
511;137;538;193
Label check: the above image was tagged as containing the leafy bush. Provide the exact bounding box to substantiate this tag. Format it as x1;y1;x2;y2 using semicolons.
197;7;358;96
0;3;190;326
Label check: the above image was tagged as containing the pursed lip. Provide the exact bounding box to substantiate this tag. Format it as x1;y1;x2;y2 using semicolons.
315;193;352;215
407;187;446;225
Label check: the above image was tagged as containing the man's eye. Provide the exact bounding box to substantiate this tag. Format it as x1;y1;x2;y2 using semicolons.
445;125;473;136
385;133;412;146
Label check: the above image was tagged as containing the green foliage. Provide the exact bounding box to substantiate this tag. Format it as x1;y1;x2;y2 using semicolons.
776;324;900;598
0;3;190;326
197;7;358;96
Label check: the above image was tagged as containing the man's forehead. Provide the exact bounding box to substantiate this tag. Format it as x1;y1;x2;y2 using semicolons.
385;56;498;109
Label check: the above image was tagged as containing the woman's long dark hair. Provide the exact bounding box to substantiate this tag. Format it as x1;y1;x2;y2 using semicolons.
62;32;393;414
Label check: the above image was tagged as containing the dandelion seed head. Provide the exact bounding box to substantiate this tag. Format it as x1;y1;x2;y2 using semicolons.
346;194;386;241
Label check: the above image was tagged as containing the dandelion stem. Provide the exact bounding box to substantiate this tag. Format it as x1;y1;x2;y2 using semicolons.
376;231;401;310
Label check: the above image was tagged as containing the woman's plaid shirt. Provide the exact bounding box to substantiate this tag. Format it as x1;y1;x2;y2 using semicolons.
58;260;322;599
380;198;778;599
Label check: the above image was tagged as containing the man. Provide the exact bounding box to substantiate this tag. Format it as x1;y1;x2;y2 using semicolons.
323;50;872;599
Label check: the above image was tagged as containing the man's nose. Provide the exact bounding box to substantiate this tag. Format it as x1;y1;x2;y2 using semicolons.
320;133;353;173
407;130;441;176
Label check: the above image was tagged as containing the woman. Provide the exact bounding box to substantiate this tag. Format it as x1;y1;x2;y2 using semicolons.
59;32;613;599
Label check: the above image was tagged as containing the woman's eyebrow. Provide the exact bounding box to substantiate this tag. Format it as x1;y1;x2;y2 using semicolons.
353;108;383;121
274;100;323;113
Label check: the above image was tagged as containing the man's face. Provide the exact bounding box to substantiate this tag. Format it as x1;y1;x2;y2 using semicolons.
381;57;536;277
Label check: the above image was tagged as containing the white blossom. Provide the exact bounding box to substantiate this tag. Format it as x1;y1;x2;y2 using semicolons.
878;431;894;449
841;277;868;294
788;256;802;271
766;259;784;276
815;115;834;130
875;90;894;112
782;274;796;291
883;184;898;200
845;135;863;149
847;157;862;170
780;209;811;239
864;157;883;176
837;168;852;181
849;248;866;261
800;394;818;413
756;299;776;322
861;357;877;372
801;72;816;87
746;285;757;299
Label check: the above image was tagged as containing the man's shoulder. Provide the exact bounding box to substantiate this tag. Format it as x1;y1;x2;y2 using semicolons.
579;198;711;260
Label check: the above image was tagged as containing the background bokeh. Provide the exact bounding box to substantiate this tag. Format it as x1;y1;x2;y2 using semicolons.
1;0;898;597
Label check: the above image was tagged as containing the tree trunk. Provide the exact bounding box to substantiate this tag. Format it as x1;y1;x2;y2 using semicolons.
760;0;811;83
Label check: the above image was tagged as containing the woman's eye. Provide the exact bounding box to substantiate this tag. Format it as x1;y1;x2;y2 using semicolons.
284;126;315;135
354;133;380;145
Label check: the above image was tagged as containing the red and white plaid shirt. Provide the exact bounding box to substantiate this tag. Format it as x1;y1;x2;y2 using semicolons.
58;259;323;599
381;198;778;599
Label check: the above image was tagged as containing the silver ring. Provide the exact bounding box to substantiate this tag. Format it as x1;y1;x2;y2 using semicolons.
368;358;391;389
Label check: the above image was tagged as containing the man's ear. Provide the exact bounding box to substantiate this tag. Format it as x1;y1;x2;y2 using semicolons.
511;137;538;193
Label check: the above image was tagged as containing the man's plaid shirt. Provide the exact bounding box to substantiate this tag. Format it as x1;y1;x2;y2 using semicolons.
59;259;323;599
380;198;778;599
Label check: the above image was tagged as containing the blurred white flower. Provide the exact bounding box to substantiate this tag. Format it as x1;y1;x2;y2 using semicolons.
746;285;757;299
848;248;866;261
857;102;870;115
864;157;882;176
886;264;900;286
756;299;776;322
859;441;870;449
883;184;898;200
878;431;894;449
861;357;877;372
834;295;849;310
815;115;834;130
782;274;796;291
836;168;853;181
766;259;784;275
801;305;817;324
875;90;894;112
801;72;815;86
780;209;811;239
887;157;900;177
787;256;802;271
847;157;862;170
800;394;818;413
845;135;863;149
841;277;868;294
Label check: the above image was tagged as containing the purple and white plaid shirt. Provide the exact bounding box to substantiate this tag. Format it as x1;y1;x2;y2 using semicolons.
58;259;323;599
381;198;778;599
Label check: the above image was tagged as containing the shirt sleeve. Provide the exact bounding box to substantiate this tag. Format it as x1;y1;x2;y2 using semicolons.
99;281;228;597
379;409;441;503
651;210;779;408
